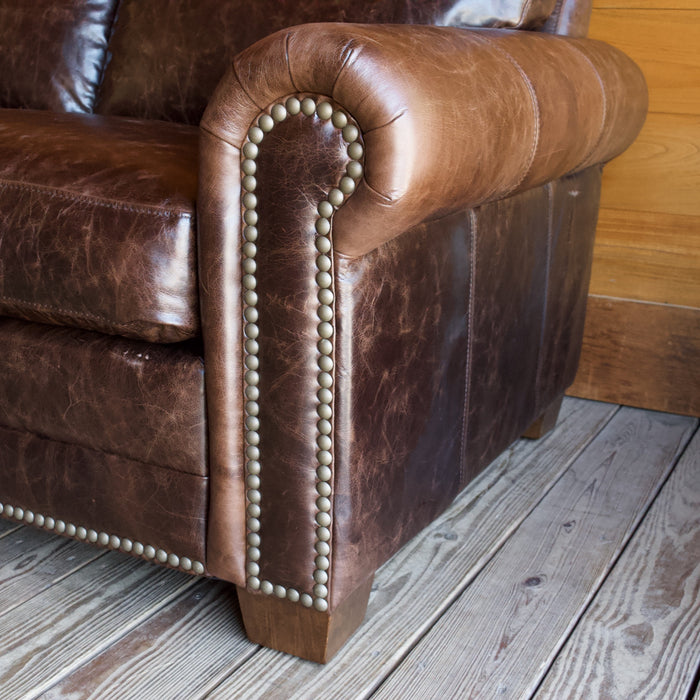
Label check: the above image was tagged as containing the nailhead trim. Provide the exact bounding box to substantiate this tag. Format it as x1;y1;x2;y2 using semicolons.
241;95;363;611
0;501;205;575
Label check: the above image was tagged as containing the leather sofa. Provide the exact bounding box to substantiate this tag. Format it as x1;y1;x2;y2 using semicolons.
0;0;646;662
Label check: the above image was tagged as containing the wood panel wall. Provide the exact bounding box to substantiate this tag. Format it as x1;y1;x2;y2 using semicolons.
567;0;700;416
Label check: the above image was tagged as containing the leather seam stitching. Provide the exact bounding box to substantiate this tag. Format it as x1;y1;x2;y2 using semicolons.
566;44;608;172
475;36;540;196
459;210;477;486
534;181;555;416
0;421;208;479
0;179;193;219
0;295;188;337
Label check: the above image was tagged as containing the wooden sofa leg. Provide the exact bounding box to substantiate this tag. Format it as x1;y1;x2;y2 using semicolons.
522;395;564;439
237;576;374;663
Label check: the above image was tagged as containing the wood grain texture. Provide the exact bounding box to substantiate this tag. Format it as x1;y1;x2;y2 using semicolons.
0;528;103;617
590;208;700;307
0;518;20;538
537;428;700;699
568;295;700;416
0;552;196;698
589;9;700;116
372;408;696;699
207;399;617;699
42;580;256;700
599;113;700;218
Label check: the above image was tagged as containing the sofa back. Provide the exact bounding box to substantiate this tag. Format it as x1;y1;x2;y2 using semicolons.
94;0;557;124
0;0;593;123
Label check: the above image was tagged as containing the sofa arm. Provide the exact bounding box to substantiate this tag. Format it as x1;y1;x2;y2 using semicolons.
197;24;646;649
202;23;647;257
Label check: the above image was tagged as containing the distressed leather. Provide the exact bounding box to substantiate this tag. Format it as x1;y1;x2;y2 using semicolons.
202;24;648;257
329;168;601;605
0;318;207;476
0;0;649;637
96;0;558;125
0;424;207;565
0;109;199;343
0;0;118;112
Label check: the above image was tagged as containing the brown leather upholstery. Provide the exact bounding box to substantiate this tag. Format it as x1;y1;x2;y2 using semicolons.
0;318;207;475
202;24;647;257
0;0;649;660
0;424;207;564
0;0;118;112
96;0;558;125
199;23;647;587
0;110;199;342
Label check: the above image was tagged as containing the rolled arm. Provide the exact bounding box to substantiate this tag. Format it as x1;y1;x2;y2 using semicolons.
202;23;647;257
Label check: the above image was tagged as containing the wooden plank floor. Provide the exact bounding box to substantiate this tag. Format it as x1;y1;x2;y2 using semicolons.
0;398;698;700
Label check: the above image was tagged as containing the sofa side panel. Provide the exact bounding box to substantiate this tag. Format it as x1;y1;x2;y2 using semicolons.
460;187;550;484
330;170;601;605
535;167;602;414
331;211;471;607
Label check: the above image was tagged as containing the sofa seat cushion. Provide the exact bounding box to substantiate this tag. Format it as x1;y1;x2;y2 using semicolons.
0;109;199;343
0;317;207;476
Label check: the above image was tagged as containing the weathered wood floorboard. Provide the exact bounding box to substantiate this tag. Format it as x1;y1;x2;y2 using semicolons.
0;552;197;699
372;408;696;700
41;580;258;700
206;399;617;699
0;529;104;617
0;519;21;538
536;427;700;699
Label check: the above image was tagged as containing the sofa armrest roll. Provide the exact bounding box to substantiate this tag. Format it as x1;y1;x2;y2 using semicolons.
202;23;647;257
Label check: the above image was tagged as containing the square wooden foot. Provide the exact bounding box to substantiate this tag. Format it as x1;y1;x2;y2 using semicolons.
237;576;373;663
522;395;564;439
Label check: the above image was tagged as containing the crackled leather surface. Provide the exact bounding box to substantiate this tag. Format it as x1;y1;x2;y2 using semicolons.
0;318;207;476
97;0;558;124
0;109;199;342
200;109;350;586
0;425;207;564
204;24;647;258
252;112;350;593
331;210;471;607
460;187;550;484
534;168;601;417
329;168;602;605
0;0;118;112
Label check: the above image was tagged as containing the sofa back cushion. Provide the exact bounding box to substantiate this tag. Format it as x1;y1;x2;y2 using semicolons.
0;0;118;112
96;0;559;125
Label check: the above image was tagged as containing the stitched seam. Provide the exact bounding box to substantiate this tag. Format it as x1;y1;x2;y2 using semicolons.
566;43;608;171
231;60;264;112
200;123;242;149
330;43;355;97
0;295;125;327
459;210;477;486
476;36;540;196
0;296;193;337
0;179;193;219
534;182;555;416
284;32;300;93
0;421;208;479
